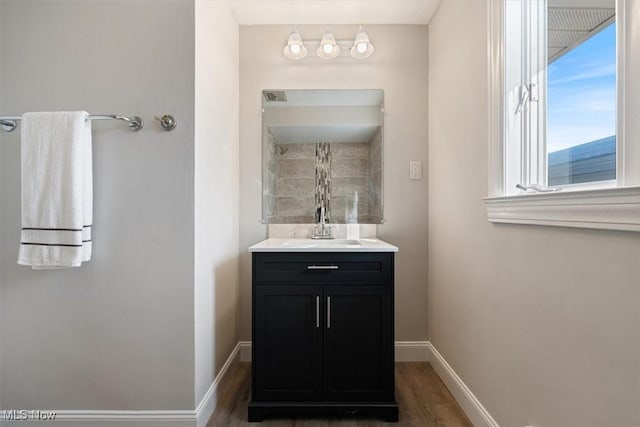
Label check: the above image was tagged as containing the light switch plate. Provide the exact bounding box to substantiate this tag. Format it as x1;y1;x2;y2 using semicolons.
410;161;422;180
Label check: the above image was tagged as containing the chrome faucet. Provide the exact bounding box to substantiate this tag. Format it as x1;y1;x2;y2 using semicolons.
311;207;333;239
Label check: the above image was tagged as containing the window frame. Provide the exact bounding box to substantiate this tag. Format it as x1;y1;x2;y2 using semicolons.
485;0;640;232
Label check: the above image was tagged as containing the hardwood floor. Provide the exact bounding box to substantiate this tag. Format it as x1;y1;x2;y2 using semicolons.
206;362;472;427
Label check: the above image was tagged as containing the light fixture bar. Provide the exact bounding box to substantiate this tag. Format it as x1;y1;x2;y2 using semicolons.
297;40;352;58
283;27;375;61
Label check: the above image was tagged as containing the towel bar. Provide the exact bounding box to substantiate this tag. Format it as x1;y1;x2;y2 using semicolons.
0;114;143;132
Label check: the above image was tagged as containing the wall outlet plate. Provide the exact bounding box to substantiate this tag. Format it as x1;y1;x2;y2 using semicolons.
410;161;422;180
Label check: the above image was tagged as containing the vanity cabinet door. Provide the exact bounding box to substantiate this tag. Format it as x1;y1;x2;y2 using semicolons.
253;285;323;401
323;285;394;402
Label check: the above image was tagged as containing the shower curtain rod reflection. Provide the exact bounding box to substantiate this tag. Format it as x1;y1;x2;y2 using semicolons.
0;114;144;132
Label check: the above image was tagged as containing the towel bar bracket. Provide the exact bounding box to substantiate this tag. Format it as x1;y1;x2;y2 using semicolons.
155;114;177;131
0;119;17;132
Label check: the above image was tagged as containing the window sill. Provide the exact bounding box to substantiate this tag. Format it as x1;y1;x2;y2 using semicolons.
483;186;640;232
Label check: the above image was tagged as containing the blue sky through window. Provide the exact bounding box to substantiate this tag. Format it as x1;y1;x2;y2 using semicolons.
547;23;616;153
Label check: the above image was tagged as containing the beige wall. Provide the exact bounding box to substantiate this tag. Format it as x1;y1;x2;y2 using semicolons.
428;0;640;426
0;0;196;410
194;1;240;405
239;25;430;343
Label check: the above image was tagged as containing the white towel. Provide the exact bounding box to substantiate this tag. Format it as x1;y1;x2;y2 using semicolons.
18;111;93;269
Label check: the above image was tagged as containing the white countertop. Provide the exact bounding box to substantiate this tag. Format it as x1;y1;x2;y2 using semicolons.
249;238;399;252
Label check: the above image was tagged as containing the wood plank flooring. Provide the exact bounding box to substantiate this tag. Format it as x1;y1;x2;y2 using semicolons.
206;362;472;427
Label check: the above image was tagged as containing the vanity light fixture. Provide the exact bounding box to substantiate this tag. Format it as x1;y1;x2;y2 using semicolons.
350;26;375;59
317;30;340;60
283;29;308;60
283;27;375;61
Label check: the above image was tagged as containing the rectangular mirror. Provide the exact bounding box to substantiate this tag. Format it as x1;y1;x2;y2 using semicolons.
262;89;384;224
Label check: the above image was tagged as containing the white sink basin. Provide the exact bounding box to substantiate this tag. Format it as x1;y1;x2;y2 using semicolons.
282;239;362;248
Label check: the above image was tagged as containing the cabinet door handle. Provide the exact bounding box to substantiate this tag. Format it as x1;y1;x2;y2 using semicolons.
307;265;339;270
327;296;331;329
315;296;320;328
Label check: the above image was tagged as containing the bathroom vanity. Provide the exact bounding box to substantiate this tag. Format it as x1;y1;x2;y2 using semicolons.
248;238;399;422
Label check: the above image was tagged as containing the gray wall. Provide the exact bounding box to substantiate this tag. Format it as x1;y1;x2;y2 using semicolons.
428;0;640;425
0;0;196;410
239;25;429;343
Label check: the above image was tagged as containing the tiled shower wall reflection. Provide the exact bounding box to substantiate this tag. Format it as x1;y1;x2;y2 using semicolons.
369;130;383;223
276;142;316;222
265;136;382;224
331;142;370;223
263;131;278;223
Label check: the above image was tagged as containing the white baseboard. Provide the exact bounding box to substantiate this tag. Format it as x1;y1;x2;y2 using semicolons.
239;341;252;362
0;343;242;427
238;341;430;362
195;341;241;427
426;342;499;427
395;341;429;361
0;412;195;427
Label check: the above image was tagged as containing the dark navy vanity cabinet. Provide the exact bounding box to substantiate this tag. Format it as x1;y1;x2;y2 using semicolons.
248;251;398;422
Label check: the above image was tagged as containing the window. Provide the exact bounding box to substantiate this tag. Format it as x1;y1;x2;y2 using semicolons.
547;22;616;187
485;0;640;232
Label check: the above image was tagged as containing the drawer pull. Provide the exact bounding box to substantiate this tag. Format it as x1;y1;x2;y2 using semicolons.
327;296;331;329
307;265;339;270
316;296;320;328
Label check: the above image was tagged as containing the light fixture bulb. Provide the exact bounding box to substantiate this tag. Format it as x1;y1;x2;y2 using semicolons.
317;31;340;60
350;27;375;59
284;30;307;60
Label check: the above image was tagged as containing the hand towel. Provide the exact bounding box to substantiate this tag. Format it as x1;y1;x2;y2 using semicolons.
18;111;93;269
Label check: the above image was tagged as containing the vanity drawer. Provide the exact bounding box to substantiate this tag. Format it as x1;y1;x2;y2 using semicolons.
253;252;393;284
